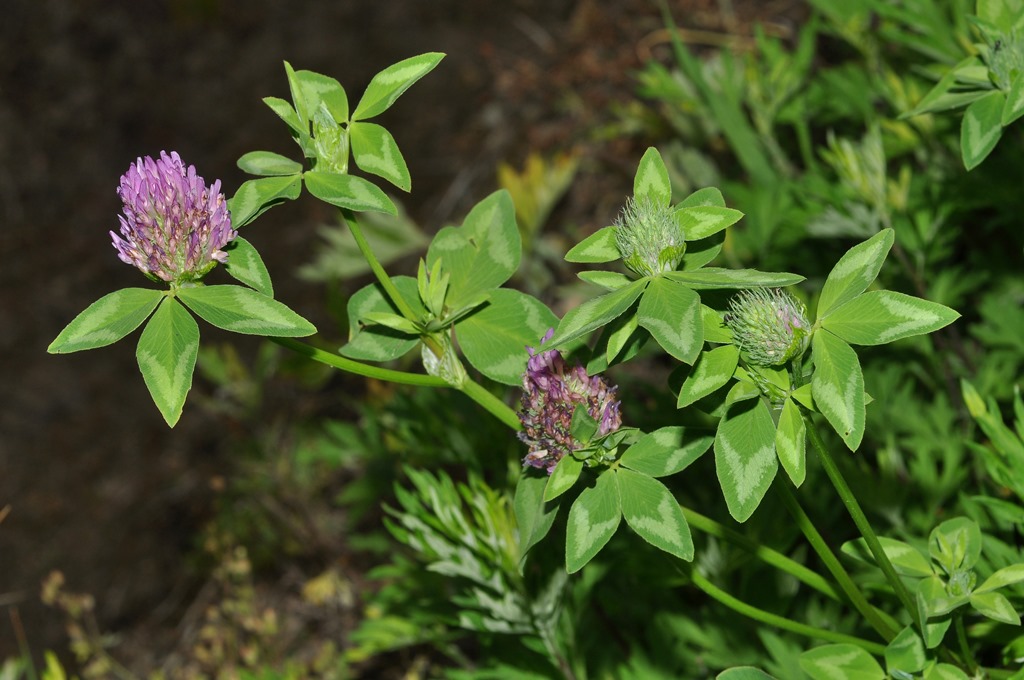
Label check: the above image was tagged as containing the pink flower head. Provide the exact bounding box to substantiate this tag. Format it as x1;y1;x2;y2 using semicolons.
110;151;235;284
517;329;622;473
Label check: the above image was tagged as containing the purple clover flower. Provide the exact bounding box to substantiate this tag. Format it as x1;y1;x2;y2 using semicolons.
517;329;623;474
111;151;235;285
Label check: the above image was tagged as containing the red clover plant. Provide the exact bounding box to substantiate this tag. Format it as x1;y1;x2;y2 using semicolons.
46;39;1024;680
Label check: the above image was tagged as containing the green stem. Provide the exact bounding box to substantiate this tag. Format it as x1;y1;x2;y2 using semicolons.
460;378;522;431
803;410;923;632
340;208;418;322
270;337;446;387
776;482;898;641
954;613;978;676
682;564;887;657
682;507;841;602
272;337;523;431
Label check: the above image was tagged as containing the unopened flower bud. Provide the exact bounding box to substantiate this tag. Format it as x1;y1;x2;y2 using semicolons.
614;196;686;278
726;288;810;366
517;330;622;473
110;151;235;285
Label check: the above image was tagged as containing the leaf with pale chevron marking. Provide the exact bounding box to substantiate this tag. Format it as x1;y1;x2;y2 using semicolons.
136;298;199;427
812;330;865;450
565;471;621;573
456;289;558;385
638;277;703;363
619;426;713;477
961;90;1004;171
821;291;959;346
817;229;893;318
49;288;163;354
677;345;739;409
633;147;671;207
714;398;778;522
352;53;445;120
177;285;315;337
617;468;693;561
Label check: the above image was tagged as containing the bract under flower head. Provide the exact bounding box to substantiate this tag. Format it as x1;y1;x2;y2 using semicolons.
111;151;235;285
517;329;623;473
726;287;810;367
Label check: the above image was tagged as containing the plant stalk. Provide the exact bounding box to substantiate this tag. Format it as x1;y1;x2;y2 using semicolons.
776;481;898;641
803;410;923;631
682;507;840;602
340;208;419;322
682;564;887;656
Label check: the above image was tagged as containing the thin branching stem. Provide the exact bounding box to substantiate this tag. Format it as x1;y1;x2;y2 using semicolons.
776;481;898;641
681;563;888;656
802;409;924;632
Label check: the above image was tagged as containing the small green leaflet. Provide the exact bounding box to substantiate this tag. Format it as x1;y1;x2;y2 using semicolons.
679;186;726;208
677;344;739;408
223;237;273;297
544;455;583;502
702;305;732;343
229;175;302;228
817;229;894;318
961;90;1005;170
547;279;648;349
565;471;621;573
426;190;521;311
821;291;959;346
352;52;445;121
775;398;807;487
1002;72;1024;126
262;96;304;137
340;276;423;361
714;399;778;522
350;121;411;191
288;67;349;123
638;277;703;364
975;563;1024;594
970;591;1020;625
924;664;971;680
513;473;559;565
565;226;619;263
633;147;672;207
236;151;303;177
617;468;693;561
664;268;804;290
304;170;397;215
812;330;866;451
619;426;713;477
176;285;316;337
841;537;934;578
455;289;558;386
48;288;163;354
885;626;927;677
799;644;885;680
716;669;777;680
136;298;199;427
929;516;981;571
577;270;632;291
598;312;637;366
675;205;743;241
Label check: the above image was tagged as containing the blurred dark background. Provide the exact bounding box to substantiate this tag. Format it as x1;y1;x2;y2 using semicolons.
0;0;802;668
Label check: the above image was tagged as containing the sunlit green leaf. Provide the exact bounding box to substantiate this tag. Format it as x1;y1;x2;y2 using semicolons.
48;288;163;354
565;471;621;573
136;298;199;427
715;398;778;522
352;53;445;120
617;468;693;561
811;330;865;450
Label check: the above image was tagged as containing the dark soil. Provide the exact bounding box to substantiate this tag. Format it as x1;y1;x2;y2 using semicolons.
0;0;804;672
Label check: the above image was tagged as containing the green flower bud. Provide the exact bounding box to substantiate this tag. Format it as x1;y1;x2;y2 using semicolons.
725;288;810;367
614;196;686;278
